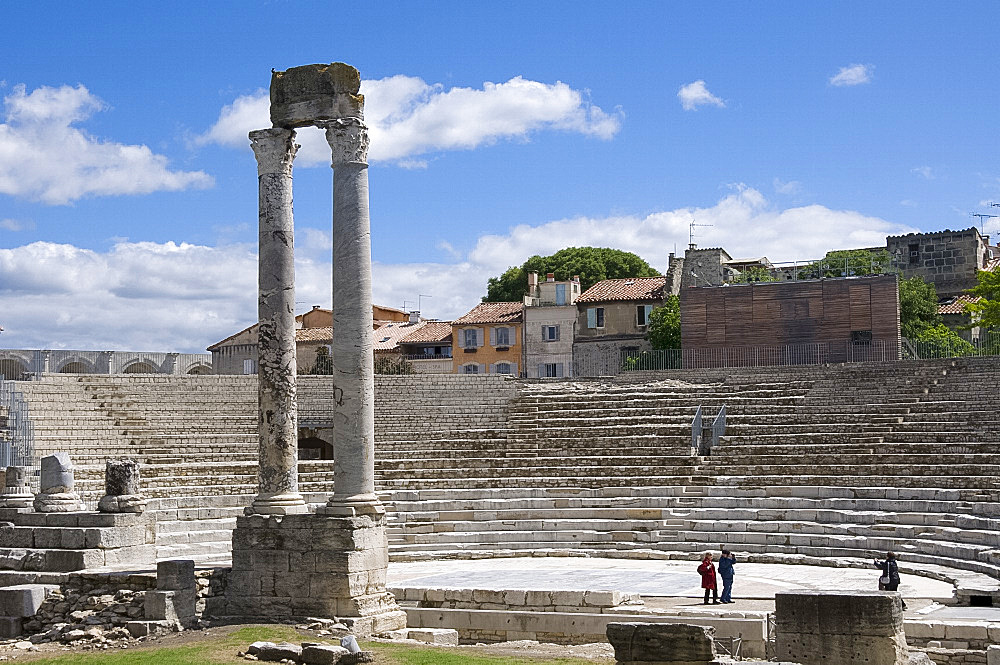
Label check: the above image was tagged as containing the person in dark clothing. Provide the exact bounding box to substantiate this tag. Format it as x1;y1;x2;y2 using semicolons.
874;551;907;610
698;553;719;604
718;549;736;603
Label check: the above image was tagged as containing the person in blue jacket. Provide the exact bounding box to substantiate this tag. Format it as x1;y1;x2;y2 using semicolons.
718;548;736;603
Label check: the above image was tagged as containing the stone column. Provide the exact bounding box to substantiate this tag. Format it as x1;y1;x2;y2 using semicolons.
98;458;145;513
249;128;306;515
319;118;381;516
0;467;33;509
34;453;83;512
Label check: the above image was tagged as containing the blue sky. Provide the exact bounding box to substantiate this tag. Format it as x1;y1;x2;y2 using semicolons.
1;2;998;352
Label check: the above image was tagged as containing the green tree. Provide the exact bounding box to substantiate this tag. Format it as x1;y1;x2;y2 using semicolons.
647;295;681;350
308;346;333;375
963;269;1000;331
730;266;778;284
483;247;660;302
899;276;939;339
914;323;976;358
799;248;890;279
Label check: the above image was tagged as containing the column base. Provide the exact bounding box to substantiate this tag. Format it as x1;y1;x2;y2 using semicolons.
316;496;385;517
246;492;308;516
225;513;405;636
33;492;84;513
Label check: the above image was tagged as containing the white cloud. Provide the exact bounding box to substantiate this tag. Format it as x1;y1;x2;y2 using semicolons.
829;64;873;87
911;166;934;180
773;178;802;195
0;188;914;352
0;84;213;205
900;199;918;208
677;80;725;111
0;218;34;231
197;75;623;166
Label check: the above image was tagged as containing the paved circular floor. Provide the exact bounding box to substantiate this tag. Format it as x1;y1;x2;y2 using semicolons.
387;557;956;600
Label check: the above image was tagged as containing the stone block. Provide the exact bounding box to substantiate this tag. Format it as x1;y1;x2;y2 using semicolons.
0;617;22;638
269;63;364;127
607;622;716;664
406;628;459;645
0;584;53;618
157;560;196;591
301;644;350;664
987;644;1000;665
145;590;196;626
255;642;302;662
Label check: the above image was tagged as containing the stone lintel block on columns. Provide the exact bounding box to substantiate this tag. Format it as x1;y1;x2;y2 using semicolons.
270;63;364;128
225;513;405;636
249;127;306;517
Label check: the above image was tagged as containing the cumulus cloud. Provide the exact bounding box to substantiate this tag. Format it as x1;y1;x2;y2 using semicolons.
773;178;802;196
0;84;213;205
0;188;914;352
911;166;935;180
829;64;873;87
197;75;622;166
677;80;725;111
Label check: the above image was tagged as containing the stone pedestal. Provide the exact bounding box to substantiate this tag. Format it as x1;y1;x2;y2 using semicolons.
226;513;405;636
774;591;907;665
0;467;33;509
33;453;83;513
607;622;723;665
98;458;145;513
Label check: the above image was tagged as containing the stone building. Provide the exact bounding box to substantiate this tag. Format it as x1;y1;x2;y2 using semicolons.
396;320;453;374
573;276;667;376
523;272;581;378
887;227;994;298
451;302;522;375
207;304;408;374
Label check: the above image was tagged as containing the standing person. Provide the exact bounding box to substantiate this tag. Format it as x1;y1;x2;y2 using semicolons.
718;549;736;603
874;551;907;610
698;552;719;604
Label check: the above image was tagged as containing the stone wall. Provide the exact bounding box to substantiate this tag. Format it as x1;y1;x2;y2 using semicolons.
888;227;990;298
390;587;642;613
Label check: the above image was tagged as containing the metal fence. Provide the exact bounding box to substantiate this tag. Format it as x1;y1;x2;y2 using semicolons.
903;331;1000;360
0;375;36;468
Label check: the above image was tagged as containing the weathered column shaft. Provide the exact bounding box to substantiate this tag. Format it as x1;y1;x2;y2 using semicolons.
323;118;379;511
250;128;306;515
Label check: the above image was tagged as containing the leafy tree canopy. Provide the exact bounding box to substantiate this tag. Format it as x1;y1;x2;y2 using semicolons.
914;323;976;358
483;247;660;302
899;276;940;339
647;295;681;350
963;269;1000;331
731;266;778;284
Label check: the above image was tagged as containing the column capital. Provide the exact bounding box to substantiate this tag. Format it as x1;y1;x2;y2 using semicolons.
321;117;369;167
249;128;298;176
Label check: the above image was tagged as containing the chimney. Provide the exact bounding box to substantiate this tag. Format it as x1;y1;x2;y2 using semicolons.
408;310;421;324
572;275;580;282
528;272;539;289
312;305;321;310
546;273;555;282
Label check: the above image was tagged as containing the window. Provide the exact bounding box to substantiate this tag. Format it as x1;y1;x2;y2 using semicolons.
542;325;559;341
463;328;478;348
637;304;653;327
495;326;510;347
462;363;479;374
495;362;513;375
851;330;873;345
541;363;563;378
242;359;255;375
587;307;605;329
908;243;920;265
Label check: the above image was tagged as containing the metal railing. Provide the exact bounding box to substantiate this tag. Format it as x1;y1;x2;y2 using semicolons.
711;405;726;454
691;406;702;452
727;255;894;284
0;375;35;468
903;331;1000;360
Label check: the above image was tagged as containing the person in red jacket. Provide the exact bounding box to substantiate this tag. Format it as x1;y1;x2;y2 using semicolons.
698;553;719;604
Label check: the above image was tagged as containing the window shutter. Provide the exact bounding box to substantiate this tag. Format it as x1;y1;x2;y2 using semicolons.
644;305;653;324
541;325;547;340
477;328;485;347
554;325;560;341
556;363;564;378
490;328;497;346
489;363;495;374
511;362;518;376
537;363;544;378
587;308;596;328
477;363;485;374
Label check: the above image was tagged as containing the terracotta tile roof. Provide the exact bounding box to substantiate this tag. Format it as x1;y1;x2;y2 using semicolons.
399;321;453;344
986;257;1000;272
453;302;523;325
938;295;979;315
373;321;427;351
576;276;666;303
296;327;332;342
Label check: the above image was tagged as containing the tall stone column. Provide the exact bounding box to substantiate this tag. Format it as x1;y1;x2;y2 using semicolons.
249;128;306;515
319;117;381;516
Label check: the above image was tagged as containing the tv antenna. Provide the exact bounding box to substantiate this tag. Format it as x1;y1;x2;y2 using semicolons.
971;212;999;235
689;218;713;250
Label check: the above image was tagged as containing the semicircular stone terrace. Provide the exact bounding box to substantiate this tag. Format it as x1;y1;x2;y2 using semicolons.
5;358;999;598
